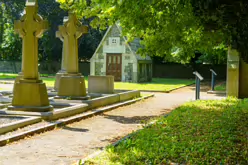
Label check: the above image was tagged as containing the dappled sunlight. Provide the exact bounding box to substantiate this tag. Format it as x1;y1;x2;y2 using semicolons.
85;97;248;165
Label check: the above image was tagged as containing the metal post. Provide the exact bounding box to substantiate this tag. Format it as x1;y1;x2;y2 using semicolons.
193;71;203;100
198;78;200;99
211;72;215;91
210;69;217;91
196;78;200;100
195;77;198;100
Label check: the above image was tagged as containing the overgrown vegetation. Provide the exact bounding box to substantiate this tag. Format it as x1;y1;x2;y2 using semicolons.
85;98;248;165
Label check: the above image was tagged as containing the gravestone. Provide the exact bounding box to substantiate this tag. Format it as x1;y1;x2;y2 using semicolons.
88;76;114;94
227;47;248;98
239;59;248;98
56;13;88;98
54;16;69;91
226;47;240;97
8;0;53;112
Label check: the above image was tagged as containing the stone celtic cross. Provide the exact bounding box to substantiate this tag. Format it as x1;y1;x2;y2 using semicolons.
56;13;88;74
14;0;48;79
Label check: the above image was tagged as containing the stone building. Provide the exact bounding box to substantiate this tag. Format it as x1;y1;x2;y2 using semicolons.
90;23;152;82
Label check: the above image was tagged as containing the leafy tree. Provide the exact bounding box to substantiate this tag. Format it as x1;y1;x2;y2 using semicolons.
0;1;23;61
191;0;248;62
57;0;228;64
0;0;103;62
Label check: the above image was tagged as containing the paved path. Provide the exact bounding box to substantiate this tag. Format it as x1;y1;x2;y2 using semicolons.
0;84;225;165
0;84;13;91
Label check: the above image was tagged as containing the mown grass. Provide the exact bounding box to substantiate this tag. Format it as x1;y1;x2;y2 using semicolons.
0;73;17;79
0;73;194;92
215;83;226;91
85;97;248;165
114;78;194;91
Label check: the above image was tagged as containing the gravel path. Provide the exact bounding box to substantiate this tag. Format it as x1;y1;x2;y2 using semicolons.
0;116;26;125
0;84;225;165
0;84;13;91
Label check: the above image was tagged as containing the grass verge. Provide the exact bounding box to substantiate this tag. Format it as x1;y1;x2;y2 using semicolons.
0;74;194;92
215;83;226;91
85;97;248;165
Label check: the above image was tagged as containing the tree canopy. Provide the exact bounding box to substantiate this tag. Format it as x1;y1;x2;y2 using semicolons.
191;0;248;62
2;0;244;64
0;0;104;62
58;0;247;63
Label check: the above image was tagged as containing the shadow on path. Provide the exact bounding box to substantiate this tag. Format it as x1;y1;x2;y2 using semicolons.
62;126;89;133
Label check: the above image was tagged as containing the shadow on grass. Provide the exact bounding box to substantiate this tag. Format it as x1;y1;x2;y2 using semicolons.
85;98;248;165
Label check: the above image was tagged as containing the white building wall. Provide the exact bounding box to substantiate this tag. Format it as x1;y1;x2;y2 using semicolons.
90;58;95;75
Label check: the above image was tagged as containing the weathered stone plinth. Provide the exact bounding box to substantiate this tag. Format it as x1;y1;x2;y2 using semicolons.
14;72;23;83
227;48;240;97
88;75;114;94
14;72;41;84
8;79;53;112
238;59;248;98
54;71;66;91
57;74;87;98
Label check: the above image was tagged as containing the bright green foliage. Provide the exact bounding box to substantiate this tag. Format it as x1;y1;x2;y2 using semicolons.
57;0;227;64
0;1;22;61
85;98;248;164
0;0;104;62
191;0;248;62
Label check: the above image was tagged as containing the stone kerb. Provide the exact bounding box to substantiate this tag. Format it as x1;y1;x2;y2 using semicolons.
88;75;114;94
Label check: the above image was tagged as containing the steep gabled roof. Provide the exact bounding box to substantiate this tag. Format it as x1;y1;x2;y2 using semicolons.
90;23;151;62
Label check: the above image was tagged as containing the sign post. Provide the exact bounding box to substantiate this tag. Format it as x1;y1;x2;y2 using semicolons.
210;69;217;91
193;71;204;100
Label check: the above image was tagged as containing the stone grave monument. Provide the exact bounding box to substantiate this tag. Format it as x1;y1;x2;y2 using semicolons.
56;13;88;99
227;47;248;98
8;0;53;112
54;16;69;91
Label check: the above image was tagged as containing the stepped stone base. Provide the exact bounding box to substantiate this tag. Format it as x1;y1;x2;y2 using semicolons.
8;79;53;112
54;71;66;91
88;75;114;94
57;74;87;97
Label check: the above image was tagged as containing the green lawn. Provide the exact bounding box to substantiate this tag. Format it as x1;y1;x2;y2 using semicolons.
215;83;226;91
0;73;194;92
114;78;194;91
43;77;194;92
0;73;17;79
85;97;248;165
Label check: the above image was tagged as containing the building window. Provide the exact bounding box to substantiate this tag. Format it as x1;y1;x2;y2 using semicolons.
112;39;117;44
109;37;120;45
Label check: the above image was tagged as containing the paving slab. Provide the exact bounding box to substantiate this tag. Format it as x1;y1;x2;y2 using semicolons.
0;84;226;165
